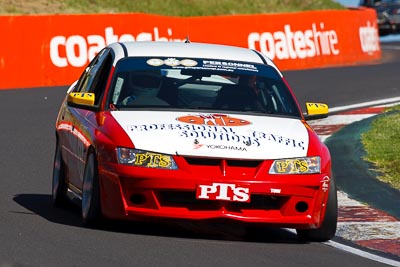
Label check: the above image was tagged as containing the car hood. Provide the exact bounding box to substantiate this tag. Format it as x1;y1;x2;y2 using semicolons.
111;111;310;159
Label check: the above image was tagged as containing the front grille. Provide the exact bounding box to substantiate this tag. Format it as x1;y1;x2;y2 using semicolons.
156;191;284;212
230;194;283;211
184;157;262;168
184;157;221;166
226;159;261;167
157;191;220;210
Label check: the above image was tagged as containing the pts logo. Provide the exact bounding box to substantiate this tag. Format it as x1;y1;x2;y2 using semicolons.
196;183;250;202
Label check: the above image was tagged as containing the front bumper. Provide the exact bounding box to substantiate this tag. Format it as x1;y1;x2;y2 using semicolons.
99;158;332;229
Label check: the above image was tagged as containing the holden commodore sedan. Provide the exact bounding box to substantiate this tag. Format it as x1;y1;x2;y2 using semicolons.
52;41;336;241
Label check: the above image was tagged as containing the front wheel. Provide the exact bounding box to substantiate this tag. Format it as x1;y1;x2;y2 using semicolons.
52;140;68;207
81;151;102;226
296;176;338;242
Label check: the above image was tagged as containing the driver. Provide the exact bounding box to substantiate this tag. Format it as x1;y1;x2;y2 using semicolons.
120;70;169;106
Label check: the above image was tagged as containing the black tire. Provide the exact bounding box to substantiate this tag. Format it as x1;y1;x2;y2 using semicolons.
52;140;68;207
296;176;338;242
81;151;102;226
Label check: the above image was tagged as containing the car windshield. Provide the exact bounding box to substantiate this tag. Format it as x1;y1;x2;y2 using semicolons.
108;57;301;118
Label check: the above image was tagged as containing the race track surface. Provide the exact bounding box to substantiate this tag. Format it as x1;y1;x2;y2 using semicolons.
1;44;399;266
285;42;400;110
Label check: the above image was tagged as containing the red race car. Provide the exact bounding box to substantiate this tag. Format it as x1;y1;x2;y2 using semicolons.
52;41;336;241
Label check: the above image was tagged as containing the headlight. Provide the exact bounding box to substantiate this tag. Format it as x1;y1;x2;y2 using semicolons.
269;156;320;174
117;148;178;170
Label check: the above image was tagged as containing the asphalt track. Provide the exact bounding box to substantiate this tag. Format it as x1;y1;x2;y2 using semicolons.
1;44;400;266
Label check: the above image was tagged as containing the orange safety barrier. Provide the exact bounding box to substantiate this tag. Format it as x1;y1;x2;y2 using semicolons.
0;8;380;90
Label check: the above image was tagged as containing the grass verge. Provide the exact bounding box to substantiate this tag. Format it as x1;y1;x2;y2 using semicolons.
1;0;344;16
361;106;400;190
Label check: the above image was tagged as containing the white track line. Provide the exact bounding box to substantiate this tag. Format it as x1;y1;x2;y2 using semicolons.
285;228;399;266
325;241;400;267
329;97;400;113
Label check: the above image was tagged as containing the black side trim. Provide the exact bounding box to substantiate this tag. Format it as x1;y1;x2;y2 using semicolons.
119;42;128;57
251;49;268;64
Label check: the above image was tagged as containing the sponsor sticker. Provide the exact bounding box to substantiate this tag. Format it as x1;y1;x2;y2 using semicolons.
127;120;306;150
146;58;198;67
270;188;282;194
196;182;251;202
193;141;248;152
146;58;164;66
321;176;330;192
177;114;251;126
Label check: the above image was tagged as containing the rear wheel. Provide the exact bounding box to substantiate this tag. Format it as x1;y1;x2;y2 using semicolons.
52;140;68;207
81;151;102;226
296;176;338;242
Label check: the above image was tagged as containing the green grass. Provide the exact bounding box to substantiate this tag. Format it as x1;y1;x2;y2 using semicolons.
1;0;344;16
361;106;400;190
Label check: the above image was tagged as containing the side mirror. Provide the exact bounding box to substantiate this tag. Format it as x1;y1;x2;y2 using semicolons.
67;92;95;106
303;102;329;121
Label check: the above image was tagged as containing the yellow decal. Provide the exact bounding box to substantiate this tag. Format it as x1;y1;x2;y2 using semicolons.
306;102;329;116
135;152;172;168
275;159;309;174
68;92;95;106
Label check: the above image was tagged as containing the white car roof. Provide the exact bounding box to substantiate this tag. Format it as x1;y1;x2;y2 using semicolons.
108;41;282;75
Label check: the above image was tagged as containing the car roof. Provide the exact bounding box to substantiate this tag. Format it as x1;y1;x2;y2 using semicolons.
107;41;282;75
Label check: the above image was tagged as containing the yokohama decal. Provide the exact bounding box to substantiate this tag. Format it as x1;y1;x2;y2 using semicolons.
177;114;251;126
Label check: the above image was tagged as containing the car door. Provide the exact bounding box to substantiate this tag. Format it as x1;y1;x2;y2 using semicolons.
65;48;113;191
